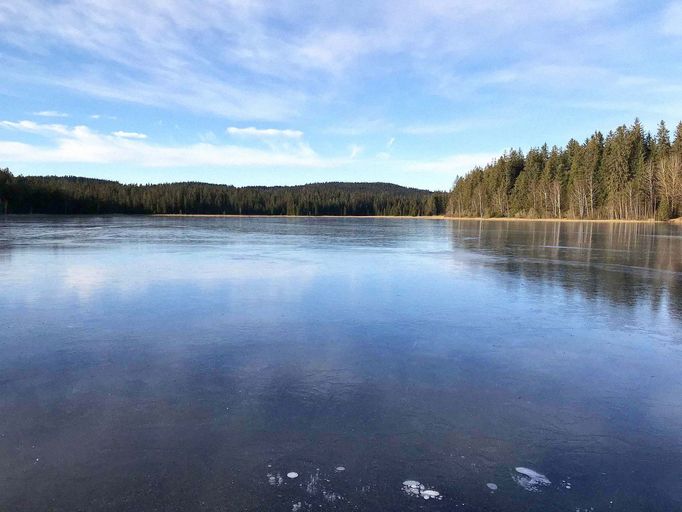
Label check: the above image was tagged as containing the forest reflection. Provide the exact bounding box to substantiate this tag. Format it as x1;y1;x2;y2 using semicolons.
449;220;682;320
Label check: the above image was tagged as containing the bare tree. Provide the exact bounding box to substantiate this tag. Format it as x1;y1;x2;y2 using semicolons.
657;155;682;218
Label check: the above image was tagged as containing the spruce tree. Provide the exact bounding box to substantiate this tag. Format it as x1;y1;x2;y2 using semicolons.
673;122;682;156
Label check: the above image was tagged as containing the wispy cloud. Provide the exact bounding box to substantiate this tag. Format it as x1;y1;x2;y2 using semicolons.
0;1;679;190
0;120;71;136
51;71;301;121
0;0;632;122
662;1;682;36
0;1;307;120
326;119;393;136
0;119;328;168
112;130;147;139
227;127;304;138
32;110;69;118
349;144;363;158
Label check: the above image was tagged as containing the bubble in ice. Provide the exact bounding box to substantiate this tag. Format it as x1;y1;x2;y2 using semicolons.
267;472;284;487
402;480;422;497
335;466;345;472
402;480;443;500
513;467;551;492
486;483;498;491
306;471;320;495
323;490;342;503
405;486;422;497
422;490;440;499
287;472;299;479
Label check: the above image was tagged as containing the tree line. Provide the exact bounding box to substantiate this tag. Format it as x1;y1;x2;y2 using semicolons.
3;118;681;220
448;119;682;220
0;171;447;216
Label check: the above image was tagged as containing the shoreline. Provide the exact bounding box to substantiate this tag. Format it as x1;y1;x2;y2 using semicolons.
446;216;667;224
153;214;680;224
3;213;677;224
152;214;449;220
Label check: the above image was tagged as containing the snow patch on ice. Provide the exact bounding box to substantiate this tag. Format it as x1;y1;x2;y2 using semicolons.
513;467;551;492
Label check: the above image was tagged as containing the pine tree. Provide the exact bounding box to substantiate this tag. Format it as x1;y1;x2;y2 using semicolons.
655;120;671;156
673;122;682;156
0;168;13;214
629;119;648;218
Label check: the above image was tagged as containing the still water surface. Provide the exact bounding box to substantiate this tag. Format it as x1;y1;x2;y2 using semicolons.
1;216;681;511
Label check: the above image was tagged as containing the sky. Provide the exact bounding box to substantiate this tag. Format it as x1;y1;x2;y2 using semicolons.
1;1;682;191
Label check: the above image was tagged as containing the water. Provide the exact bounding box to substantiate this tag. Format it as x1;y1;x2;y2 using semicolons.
0;216;681;511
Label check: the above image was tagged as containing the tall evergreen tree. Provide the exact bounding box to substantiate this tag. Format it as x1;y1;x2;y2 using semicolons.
673;122;682;156
655;120;672;156
0;168;12;214
447;119;681;220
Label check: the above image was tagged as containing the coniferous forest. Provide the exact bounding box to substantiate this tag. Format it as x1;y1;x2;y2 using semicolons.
447;119;682;220
0;171;447;216
1;119;681;220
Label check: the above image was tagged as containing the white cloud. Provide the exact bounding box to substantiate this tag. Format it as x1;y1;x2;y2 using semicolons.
112;130;147;139
387;137;395;148
0;120;72;136
32;110;69;118
227;127;304;138
349;144;363;158
0;119;328;169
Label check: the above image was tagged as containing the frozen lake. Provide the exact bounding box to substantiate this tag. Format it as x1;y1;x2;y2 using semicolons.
0;216;681;511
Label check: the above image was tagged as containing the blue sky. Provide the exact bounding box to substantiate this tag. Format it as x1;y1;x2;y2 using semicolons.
1;0;682;190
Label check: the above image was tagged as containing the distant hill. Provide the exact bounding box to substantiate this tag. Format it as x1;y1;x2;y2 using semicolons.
0;170;447;216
